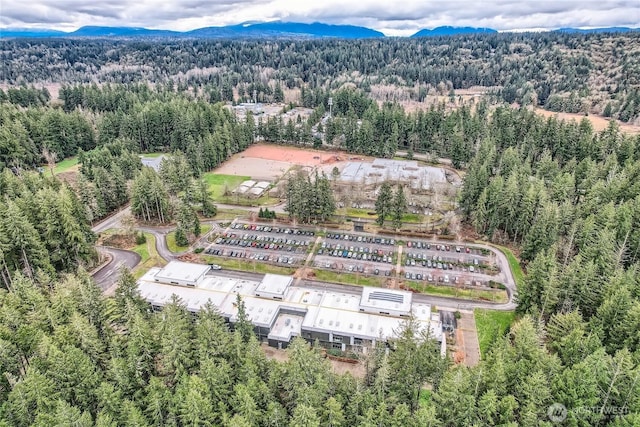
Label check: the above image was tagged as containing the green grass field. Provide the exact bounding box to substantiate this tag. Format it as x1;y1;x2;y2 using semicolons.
474;309;516;357
312;270;385;287
201;255;296;275
141;152;165;158
202;173;250;198
167;224;212;253
403;281;509;303
346;208;377;218
490;244;525;289
53;157;79;174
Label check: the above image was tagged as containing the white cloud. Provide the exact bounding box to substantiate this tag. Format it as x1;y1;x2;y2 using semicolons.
1;0;638;34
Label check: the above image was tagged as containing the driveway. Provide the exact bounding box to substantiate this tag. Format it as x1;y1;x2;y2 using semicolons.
92;246;141;291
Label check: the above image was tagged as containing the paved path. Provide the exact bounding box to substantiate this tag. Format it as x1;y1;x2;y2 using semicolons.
92;246;141;291
91;207;141;289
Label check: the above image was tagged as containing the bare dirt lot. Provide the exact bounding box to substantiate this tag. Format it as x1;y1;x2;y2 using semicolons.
214;144;347;181
261;343;366;377
215;157;292;181
451;310;480;367
533;107;640;135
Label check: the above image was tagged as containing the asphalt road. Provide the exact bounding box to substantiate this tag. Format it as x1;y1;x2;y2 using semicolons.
91;206;141;289
92;246;141;291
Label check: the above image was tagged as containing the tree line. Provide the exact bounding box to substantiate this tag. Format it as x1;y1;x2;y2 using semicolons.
3;32;640;121
1;265;637;426
0;170;96;288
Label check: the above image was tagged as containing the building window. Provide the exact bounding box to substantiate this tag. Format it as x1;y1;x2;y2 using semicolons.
333;336;342;344
354;338;363;345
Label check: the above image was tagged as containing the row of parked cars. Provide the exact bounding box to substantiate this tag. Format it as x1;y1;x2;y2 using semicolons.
217;235;310;246
326;233;396;246
405;252;480;270
404;271;457;284
204;248;246;258
322;262;393;277
406;241;472;253
320;247;394;263
214;237;307;252
231;223;315;236
250;254;296;264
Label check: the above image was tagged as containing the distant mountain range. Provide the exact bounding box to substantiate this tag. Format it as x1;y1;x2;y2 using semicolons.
410;26;497;37
0;22;383;39
0;23;638;39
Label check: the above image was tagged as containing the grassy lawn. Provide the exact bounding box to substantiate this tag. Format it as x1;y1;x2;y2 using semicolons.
201;255;296;275
344;209;424;224
53;157;79;174
490;244;525;289
214;209;250;220
401;213;423;223
141;152;165;158
131;232;166;278
202;173;250;198
475;309;516;357
346;208;377;218
403;281;509;303
167;224;212;253
312;270;386;287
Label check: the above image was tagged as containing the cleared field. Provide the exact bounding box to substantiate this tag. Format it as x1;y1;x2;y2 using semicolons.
533;107;640;135
202;173;250;198
474;309;516;357
213;143;346;181
53;157;79;174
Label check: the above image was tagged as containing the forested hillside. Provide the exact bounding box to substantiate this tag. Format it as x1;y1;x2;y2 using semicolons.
1;30;640;424
2;32;640;122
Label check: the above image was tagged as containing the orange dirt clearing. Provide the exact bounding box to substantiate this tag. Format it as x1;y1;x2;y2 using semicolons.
239;144;344;166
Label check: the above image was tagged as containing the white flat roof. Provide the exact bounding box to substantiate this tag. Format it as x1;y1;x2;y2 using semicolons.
359;287;413;315
154;261;210;284
137;265;442;343
339;159;447;189
248;187;266;196
269;313;303;341
255;274;293;297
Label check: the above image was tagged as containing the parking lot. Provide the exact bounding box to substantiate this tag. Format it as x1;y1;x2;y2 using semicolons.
400;240;498;286
204;223;508;290
313;231;397;276
205;222;317;266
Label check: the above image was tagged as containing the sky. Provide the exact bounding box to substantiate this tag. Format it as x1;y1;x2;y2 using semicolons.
1;0;639;36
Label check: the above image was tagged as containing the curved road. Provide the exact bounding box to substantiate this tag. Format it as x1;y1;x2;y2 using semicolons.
92;246;141;291
91;207;141;289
